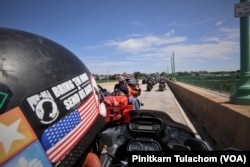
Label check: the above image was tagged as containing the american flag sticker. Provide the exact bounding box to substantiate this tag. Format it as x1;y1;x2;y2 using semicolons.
41;94;99;163
0;107;37;165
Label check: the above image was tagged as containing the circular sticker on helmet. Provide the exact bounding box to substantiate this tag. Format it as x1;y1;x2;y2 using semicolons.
35;98;59;124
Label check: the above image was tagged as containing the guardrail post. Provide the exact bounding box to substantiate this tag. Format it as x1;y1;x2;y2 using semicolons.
230;0;250;105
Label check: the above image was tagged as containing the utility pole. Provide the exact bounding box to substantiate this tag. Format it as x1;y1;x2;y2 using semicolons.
107;70;109;83
230;0;250;105
167;66;169;79
171;57;173;80
172;51;176;81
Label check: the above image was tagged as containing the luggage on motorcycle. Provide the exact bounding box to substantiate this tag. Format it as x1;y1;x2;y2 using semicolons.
103;95;133;123
104;95;128;109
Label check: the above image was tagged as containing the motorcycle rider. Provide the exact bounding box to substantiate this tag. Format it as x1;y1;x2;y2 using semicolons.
158;77;166;91
159;77;166;83
0;28;104;167
114;76;140;110
146;77;155;91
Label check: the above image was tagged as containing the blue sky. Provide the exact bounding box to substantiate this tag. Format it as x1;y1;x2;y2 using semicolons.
0;0;241;75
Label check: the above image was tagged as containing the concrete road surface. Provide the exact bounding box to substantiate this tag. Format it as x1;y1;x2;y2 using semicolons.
98;81;200;138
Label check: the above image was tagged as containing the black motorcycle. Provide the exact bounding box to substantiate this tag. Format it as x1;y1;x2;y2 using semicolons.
98;110;213;167
146;78;156;91
158;82;166;91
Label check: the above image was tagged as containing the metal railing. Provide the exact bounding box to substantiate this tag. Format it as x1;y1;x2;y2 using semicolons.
176;73;240;95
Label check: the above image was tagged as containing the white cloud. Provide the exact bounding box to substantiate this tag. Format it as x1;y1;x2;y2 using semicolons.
215;19;225;26
168;41;237;60
91;61;131;66
87;27;240;74
108;30;187;53
118;38;146;51
164;29;175;37
219;28;239;40
107;28;238;60
201;37;220;43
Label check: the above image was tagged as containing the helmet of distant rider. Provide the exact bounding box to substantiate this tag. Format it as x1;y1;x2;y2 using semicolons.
0;28;106;166
126;78;135;86
118;76;125;83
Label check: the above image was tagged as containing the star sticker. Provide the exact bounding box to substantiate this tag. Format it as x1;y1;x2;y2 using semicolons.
0;119;26;154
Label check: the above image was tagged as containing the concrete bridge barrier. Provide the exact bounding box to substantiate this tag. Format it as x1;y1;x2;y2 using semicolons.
167;80;250;150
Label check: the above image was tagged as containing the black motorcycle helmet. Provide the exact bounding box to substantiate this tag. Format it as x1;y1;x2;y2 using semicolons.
0;28;106;166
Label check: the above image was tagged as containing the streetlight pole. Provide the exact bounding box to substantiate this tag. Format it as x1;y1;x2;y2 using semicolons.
230;0;250;105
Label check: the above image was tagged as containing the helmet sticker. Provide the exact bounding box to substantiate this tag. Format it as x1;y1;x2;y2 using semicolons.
2;141;51;167
22;73;92;126
35;98;59;125
0;107;37;165
20;73;101;163
41;94;99;163
0;91;8;112
0;84;13;114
